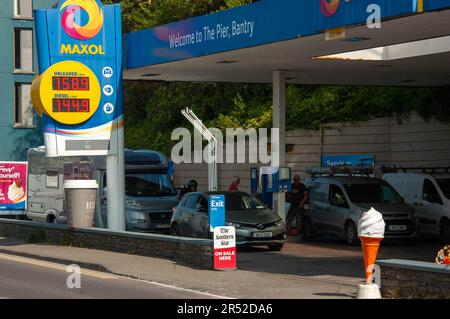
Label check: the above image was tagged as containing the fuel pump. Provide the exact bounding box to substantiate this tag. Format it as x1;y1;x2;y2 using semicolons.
250;167;292;208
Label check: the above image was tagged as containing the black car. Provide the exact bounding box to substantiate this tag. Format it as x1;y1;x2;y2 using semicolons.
170;191;287;251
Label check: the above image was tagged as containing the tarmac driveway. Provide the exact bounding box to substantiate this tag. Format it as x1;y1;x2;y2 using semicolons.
237;236;443;288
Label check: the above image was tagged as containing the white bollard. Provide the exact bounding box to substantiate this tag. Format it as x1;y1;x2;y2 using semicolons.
356;284;382;299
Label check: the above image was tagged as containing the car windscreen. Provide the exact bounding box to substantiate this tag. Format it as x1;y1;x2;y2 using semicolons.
437;179;450;199
225;193;266;211
344;183;403;204
125;173;177;197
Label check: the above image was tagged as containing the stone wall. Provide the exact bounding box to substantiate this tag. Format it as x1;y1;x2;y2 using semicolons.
0;219;214;269
378;259;450;299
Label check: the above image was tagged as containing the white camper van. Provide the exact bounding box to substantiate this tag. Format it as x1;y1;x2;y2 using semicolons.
26;147;179;232
383;169;450;241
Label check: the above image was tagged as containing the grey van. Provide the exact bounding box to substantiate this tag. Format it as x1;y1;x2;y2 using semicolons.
303;176;418;245
26;147;178;233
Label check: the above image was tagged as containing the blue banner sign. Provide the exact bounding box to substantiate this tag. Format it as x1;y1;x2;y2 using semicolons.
321;154;375;167
209;195;226;229
124;0;450;69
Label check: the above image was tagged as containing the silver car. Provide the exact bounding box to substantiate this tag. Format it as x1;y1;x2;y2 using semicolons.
170;191;287;251
303;176;418;245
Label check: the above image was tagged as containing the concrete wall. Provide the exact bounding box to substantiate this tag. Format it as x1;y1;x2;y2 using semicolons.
173;113;450;192
0;218;214;269
379;259;450;299
0;0;55;161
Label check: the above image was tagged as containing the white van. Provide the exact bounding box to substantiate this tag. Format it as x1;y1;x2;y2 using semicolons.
383;172;450;241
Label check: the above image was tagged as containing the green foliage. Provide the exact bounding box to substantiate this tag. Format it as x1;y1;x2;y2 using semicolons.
223;0;255;9
285;86;450;130
124;82;271;154
103;0;254;32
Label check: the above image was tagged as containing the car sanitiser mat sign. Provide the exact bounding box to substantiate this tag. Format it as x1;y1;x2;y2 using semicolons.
214;226;237;271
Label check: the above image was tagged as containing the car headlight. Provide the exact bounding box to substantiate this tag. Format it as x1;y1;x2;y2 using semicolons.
126;198;142;209
276;219;285;227
127;211;147;224
226;222;241;228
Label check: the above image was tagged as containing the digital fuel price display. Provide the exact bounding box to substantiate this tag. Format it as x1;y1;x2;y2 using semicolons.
52;76;90;91
31;61;101;125
52;98;90;113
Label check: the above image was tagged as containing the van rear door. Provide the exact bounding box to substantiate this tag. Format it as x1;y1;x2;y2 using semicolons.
417;178;444;235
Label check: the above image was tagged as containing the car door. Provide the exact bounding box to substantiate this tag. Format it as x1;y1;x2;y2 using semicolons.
179;194;199;237
416;178;444;235
307;182;330;233
192;195;210;238
328;184;351;236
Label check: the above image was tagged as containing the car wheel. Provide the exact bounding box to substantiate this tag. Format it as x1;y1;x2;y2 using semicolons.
46;215;56;224
302;218;315;242
440;219;450;244
171;223;182;237
345;221;359;246
268;243;284;251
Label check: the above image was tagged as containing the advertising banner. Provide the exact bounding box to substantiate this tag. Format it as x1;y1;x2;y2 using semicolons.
209;194;226;229
0;162;27;215
214;226;237;271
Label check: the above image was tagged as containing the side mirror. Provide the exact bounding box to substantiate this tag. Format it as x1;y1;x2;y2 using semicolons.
422;193;430;202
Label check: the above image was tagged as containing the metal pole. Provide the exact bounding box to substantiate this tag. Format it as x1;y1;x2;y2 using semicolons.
182;108;218;191
273;71;286;220
106;126;126;231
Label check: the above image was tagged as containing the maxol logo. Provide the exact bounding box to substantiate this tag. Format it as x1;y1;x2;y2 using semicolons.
59;0;105;55
60;43;105;55
320;0;341;17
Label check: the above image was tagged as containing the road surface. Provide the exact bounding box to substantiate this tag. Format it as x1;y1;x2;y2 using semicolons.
0;253;224;299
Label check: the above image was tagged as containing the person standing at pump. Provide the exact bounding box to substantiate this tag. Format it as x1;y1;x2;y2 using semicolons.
286;175;308;237
180;179;198;198
229;176;240;191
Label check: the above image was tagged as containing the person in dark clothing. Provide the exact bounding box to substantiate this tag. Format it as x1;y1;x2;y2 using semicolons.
285;175;308;236
180;179;198;197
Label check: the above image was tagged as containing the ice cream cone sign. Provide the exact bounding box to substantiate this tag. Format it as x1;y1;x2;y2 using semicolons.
357;207;385;284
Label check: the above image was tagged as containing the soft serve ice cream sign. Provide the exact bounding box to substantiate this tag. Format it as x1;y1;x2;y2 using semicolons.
357;207;385;299
0;162;27;214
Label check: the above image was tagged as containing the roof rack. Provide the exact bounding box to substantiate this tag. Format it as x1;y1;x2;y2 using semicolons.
306;165;374;177
381;165;450;174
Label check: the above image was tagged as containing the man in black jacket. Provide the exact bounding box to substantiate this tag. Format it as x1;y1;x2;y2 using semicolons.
285;175;308;237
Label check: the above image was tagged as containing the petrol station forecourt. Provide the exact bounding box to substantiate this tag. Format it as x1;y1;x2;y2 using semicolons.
123;0;450;220
1;0;450;300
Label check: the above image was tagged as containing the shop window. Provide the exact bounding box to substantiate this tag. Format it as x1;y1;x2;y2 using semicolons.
14;83;34;128
14;0;33;18
14;29;33;72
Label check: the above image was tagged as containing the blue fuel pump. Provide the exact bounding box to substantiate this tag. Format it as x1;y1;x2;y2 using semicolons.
250;167;292;208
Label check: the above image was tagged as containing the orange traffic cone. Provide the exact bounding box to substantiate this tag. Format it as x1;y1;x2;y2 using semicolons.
359;236;383;283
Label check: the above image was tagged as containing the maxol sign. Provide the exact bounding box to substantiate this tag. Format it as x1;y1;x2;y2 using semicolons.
31;0;123;157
